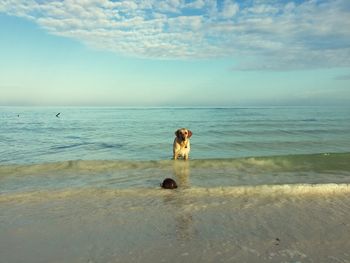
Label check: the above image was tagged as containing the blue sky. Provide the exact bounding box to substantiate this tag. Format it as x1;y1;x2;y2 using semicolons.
0;0;350;106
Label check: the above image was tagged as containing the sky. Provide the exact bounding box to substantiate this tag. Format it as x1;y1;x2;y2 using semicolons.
0;0;350;106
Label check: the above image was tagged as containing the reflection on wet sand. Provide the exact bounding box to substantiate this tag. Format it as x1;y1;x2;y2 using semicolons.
160;160;196;241
173;160;190;188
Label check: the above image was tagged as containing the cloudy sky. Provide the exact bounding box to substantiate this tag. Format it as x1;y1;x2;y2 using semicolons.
1;0;350;106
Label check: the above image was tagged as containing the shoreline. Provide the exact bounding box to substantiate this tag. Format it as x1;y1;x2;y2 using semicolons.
1;184;350;262
2;183;350;202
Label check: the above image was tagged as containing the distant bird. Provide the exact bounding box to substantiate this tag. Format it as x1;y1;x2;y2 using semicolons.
56;112;61;118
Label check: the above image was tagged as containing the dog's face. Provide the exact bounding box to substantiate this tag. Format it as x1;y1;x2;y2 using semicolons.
175;128;192;141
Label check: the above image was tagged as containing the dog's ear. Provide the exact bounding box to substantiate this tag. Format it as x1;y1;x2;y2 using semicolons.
175;129;180;138
187;130;193;138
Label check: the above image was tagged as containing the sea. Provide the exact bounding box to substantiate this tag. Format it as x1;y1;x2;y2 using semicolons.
1;106;350;262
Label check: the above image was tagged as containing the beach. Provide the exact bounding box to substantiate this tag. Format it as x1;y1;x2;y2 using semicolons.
1;106;350;262
1;184;350;263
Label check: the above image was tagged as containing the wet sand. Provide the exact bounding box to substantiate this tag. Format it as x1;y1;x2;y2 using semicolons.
1;186;350;263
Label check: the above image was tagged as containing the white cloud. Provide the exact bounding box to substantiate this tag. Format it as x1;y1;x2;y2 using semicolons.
246;4;278;15
185;0;205;9
157;0;183;13
221;0;239;18
1;0;350;70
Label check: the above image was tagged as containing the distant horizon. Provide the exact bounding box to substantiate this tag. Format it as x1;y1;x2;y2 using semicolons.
1;102;349;108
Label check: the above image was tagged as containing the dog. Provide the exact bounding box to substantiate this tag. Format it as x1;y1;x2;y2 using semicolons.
173;128;192;160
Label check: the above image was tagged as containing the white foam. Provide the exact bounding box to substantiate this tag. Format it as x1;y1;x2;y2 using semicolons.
186;183;350;196
1;183;350;204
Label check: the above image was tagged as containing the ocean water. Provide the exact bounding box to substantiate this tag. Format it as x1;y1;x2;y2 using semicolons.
1;106;350;262
1;106;350;192
0;106;349;164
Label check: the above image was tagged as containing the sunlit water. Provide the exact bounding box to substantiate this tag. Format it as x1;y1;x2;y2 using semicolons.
1;106;350;262
1;106;350;164
1;106;350;191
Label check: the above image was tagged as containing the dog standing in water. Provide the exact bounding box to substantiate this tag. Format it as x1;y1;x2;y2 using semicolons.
173;128;192;160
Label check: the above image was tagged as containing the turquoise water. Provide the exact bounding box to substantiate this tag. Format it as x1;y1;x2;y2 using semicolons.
1;106;350;193
1;106;349;164
1;106;350;263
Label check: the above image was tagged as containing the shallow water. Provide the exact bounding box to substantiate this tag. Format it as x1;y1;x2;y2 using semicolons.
1;152;350;194
1;106;350;262
1;185;350;263
1;106;350;164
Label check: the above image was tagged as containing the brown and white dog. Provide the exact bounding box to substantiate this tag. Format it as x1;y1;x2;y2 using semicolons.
173;128;192;160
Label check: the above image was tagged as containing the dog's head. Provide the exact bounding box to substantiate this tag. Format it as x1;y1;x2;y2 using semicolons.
175;128;192;141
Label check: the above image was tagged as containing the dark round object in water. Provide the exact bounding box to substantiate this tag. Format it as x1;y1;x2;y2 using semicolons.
161;178;178;189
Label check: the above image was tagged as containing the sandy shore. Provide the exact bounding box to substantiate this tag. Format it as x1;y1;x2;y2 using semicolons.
1;187;350;263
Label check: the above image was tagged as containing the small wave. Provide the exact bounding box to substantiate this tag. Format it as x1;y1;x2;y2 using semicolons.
98;142;124;149
1;152;350;177
301;118;317;122
49;142;125;153
187;183;350;196
1;184;350;203
51;142;90;150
